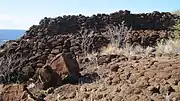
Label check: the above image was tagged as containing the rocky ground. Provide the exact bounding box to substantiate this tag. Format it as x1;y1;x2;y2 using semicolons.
43;55;180;101
1;54;180;101
0;10;180;101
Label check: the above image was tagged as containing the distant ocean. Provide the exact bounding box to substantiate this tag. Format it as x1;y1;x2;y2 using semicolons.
0;29;25;45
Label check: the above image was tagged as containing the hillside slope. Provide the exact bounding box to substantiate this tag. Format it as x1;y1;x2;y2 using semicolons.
0;10;180;101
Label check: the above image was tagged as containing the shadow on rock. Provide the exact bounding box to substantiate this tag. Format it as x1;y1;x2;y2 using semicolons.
78;72;100;84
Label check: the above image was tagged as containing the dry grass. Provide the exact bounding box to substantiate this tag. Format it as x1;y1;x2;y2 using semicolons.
100;23;157;57
99;38;180;57
156;39;180;55
86;20;180;59
100;44;122;55
100;43;154;57
99;21;180;57
104;22;131;48
155;17;180;55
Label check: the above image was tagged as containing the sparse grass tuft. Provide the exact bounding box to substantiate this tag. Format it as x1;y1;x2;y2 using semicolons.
100;44;122;55
105;22;131;48
156;38;180;55
100;43;155;57
100;23;152;57
100;21;180;57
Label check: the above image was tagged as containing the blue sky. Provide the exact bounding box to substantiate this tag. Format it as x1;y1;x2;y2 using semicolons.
0;0;179;29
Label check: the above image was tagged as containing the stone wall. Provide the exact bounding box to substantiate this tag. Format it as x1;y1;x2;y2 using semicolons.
21;10;179;39
0;10;179;84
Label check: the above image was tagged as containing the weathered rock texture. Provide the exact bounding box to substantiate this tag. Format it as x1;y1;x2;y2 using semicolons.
0;84;30;101
49;53;81;83
0;10;180;84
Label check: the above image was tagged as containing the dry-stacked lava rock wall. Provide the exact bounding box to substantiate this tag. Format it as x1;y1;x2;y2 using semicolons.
0;10;180;84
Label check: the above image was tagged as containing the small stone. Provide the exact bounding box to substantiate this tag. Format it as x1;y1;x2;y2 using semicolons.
136;56;142;60
128;95;139;101
171;85;180;92
159;85;175;95
156;71;171;80
37;60;44;63
46;87;54;94
98;86;107;92
149;53;155;57
51;49;60;54
81;93;90;99
171;92;180;101
37;93;46;101
147;86;160;93
133;88;142;94
120;84;133;95
113;87;121;93
134;79;149;88
151;93;164;101
37;32;43;36
95;93;103;100
97;55;110;65
144;71;156;78
80;86;87;92
36;63;44;67
110;64;119;72
134;60;139;63
68;91;76;99
105;77;112;85
112;96;123;101
130;56;137;60
167;79;179;85
119;56;128;61
112;76;120;85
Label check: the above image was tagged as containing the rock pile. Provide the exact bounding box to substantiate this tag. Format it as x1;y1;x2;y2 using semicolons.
0;10;179;84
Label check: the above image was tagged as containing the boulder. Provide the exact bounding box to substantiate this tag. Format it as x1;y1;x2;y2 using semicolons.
33;64;62;90
49;52;81;83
